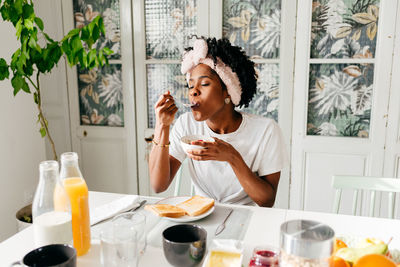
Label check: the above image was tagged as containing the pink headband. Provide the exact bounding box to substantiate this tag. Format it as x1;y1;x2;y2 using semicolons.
181;39;242;105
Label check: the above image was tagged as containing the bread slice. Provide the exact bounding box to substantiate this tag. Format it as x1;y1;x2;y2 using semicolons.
144;204;186;218
176;195;215;216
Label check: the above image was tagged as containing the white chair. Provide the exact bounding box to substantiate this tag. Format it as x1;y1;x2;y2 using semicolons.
332;175;400;219
174;158;195;196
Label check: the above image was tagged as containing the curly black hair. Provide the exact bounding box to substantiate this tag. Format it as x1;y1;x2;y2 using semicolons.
184;37;257;108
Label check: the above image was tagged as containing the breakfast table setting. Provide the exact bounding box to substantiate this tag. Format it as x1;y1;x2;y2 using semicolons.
1;190;400;266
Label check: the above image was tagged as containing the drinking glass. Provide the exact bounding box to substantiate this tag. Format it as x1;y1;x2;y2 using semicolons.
99;213;143;267
112;212;147;262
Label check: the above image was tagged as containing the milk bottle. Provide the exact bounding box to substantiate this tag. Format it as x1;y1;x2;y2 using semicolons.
32;161;73;247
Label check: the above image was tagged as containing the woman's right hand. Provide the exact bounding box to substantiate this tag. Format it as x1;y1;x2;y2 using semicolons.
154;91;178;127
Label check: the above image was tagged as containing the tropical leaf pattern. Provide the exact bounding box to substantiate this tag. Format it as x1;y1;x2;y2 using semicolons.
78;64;124;127
145;0;197;59
73;0;124;127
73;0;121;59
147;64;189;128
223;0;281;59
238;64;279;121
307;64;373;137
311;0;379;58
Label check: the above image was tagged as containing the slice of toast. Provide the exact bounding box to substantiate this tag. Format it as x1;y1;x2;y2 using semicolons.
144;204;186;218
176;195;215;217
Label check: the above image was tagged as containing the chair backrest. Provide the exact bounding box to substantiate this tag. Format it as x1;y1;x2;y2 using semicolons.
174;158;195;196
332;175;400;218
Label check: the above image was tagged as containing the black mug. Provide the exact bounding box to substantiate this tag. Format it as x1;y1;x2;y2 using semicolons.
11;244;76;267
163;224;207;267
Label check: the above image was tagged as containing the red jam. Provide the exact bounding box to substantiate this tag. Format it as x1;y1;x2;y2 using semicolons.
248;250;279;267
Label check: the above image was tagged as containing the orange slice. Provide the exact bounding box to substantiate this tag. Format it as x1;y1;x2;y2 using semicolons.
353;254;396;267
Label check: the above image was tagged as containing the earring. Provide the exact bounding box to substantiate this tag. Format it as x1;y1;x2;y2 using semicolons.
224;98;231;104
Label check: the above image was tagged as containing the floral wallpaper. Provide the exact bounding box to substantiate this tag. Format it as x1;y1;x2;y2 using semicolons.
78;65;124;126
145;0;197;59
73;0;121;59
311;0;380;58
308;0;379;137
223;0;281;122
307;64;373;137
73;0;124;126
147;64;189;128
238;64;280;121
223;0;281;59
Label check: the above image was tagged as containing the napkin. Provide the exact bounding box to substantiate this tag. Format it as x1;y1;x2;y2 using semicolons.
90;195;140;226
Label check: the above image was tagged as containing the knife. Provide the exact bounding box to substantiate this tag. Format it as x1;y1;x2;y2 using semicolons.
215;208;233;236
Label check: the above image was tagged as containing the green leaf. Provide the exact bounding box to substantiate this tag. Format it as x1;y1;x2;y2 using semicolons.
15;0;23;15
0;5;10;21
61;28;80;42
21;78;30;93
39;127;46;137
11;75;23;95
98;50;105;67
98;17;105;35
87;49;96;66
50;45;62;65
22;4;34;19
43;33;54;43
24;19;34;30
81;26;90;41
16;19;22;38
92;25;100;41
71;35;83;53
34;17;44;31
61;39;70;54
0;58;9;80
28;37;37;49
103;47;113;55
92;15;101;25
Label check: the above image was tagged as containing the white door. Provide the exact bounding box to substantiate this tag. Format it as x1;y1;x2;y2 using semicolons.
133;0;209;197
291;0;398;215
383;0;400;217
133;0;296;208
61;0;138;194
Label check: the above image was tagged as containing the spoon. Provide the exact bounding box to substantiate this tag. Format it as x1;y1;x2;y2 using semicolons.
171;98;196;108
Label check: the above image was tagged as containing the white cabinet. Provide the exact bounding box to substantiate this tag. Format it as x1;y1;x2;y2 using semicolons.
50;0;400;214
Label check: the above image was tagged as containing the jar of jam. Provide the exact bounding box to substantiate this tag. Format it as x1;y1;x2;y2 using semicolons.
248;245;280;267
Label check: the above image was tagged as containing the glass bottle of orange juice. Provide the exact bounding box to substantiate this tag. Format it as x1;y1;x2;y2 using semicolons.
60;152;91;256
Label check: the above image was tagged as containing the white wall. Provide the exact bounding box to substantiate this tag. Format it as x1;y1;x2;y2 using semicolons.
0;22;47;241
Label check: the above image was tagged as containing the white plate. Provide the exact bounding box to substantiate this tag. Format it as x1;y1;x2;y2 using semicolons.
155;196;215;222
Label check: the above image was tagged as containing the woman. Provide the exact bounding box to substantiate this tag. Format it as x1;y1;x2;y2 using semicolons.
149;37;288;207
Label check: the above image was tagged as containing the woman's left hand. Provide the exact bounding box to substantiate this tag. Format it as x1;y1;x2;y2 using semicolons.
187;137;239;163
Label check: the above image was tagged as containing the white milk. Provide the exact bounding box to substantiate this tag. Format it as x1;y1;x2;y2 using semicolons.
33;211;73;247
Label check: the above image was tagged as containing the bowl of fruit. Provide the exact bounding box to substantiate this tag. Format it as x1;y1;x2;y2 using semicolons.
331;236;400;267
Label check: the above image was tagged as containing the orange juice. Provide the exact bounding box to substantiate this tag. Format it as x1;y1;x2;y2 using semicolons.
63;177;91;256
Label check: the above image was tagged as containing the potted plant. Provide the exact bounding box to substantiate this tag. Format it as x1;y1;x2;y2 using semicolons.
0;0;112;226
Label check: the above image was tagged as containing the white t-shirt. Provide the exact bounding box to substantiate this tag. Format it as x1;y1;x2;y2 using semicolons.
169;112;288;205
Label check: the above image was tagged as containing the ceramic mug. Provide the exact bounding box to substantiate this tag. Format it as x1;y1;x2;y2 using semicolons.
11;244;76;267
163;224;207;267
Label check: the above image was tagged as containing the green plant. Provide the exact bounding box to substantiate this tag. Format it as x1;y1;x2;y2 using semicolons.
0;0;113;160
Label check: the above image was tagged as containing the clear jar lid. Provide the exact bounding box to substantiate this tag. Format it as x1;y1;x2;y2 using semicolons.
280;220;334;259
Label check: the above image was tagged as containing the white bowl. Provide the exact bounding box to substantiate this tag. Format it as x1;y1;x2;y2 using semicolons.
180;135;214;154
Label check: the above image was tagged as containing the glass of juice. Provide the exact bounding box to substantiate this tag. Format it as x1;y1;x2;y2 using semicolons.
60;152;91;256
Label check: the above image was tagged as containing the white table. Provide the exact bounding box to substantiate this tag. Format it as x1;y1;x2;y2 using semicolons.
1;191;399;266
